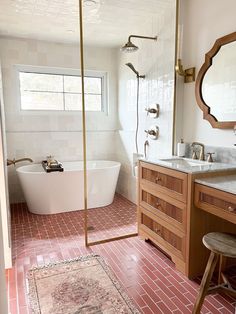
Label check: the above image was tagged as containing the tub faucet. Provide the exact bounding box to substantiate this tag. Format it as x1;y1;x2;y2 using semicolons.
7;158;33;166
144;140;149;159
191;142;205;161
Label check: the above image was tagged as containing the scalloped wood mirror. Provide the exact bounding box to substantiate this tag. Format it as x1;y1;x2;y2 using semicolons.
195;32;236;129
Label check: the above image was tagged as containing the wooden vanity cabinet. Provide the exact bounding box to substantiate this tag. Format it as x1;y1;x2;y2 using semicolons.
138;161;236;278
138;161;188;273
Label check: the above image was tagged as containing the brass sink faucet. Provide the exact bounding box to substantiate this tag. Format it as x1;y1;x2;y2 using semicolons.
7;158;33;166
191;142;205;161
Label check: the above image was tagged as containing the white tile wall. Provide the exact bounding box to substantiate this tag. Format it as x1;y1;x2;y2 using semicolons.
116;5;176;203
0;37;118;203
0;1;176;205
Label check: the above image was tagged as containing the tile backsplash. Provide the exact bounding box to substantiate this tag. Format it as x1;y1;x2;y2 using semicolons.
185;144;236;164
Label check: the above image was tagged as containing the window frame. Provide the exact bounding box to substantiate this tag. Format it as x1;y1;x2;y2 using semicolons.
15;65;108;114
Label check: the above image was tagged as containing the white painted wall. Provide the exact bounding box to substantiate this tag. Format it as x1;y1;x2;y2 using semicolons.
116;4;176;203
181;0;236;148
0;37;118;203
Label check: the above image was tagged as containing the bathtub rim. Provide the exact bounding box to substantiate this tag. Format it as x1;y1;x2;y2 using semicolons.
16;160;121;175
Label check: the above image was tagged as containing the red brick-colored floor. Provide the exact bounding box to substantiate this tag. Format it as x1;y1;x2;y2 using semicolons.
6;194;236;313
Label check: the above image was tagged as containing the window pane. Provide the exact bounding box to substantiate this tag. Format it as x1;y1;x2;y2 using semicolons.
65;93;102;111
20;72;63;92
65;93;82;110
21;91;64;110
85;94;102;111
84;77;102;94
19;71;105;111
64;76;82;93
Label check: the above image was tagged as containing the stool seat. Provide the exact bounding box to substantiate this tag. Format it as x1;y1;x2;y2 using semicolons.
193;232;236;314
203;232;236;258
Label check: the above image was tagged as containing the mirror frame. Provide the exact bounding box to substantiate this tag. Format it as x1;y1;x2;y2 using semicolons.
195;31;236;129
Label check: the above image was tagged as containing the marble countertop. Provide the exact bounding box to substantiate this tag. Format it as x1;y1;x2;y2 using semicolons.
140;156;236;174
195;175;236;195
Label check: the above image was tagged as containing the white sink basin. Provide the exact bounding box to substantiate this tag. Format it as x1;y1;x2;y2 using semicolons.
160;158;210;168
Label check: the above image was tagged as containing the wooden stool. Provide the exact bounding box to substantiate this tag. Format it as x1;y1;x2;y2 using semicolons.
193;232;236;314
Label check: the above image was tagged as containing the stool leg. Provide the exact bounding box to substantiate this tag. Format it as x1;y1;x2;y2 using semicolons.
192;252;219;314
218;254;223;285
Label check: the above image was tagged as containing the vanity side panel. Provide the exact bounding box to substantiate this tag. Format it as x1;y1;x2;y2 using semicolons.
186;174;210;278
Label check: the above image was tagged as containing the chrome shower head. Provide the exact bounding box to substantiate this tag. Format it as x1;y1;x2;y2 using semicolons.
121;35;157;53
125;63;145;79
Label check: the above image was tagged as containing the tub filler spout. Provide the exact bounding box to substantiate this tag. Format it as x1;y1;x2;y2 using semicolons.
7;158;33;166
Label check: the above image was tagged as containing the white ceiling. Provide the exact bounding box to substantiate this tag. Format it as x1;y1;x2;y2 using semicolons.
0;0;174;47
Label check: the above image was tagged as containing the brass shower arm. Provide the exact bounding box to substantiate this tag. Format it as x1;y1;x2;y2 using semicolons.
128;35;158;42
121;34;157;53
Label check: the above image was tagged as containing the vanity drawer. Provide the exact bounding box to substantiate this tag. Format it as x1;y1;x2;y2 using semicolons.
140;161;188;202
195;183;236;224
140;184;186;231
139;207;186;260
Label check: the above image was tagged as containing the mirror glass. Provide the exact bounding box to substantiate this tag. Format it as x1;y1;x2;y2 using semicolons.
202;41;236;122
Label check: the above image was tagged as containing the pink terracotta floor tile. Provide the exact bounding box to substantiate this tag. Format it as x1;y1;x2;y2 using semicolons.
5;194;236;313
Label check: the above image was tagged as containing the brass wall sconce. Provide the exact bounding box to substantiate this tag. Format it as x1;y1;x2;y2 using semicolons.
175;59;195;83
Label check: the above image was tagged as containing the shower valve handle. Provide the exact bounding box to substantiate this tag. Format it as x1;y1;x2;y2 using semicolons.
145;129;156;136
145;108;157;114
144;126;159;140
145;104;160;118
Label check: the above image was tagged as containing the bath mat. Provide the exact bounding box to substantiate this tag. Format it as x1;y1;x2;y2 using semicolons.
27;254;140;314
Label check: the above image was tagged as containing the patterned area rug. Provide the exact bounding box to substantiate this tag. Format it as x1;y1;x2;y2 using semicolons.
27;254;140;314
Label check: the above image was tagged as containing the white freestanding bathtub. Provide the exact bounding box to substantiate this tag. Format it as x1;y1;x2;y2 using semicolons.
16;160;121;215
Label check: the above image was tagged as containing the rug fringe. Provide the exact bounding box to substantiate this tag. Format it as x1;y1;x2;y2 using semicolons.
27;253;100;274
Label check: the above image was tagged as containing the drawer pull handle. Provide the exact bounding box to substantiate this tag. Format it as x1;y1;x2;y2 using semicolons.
154;228;161;234
155;177;162;182
228;206;236;212
156;202;161;208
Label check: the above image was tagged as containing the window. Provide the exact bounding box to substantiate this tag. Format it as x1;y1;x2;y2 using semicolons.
18;69;106;112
